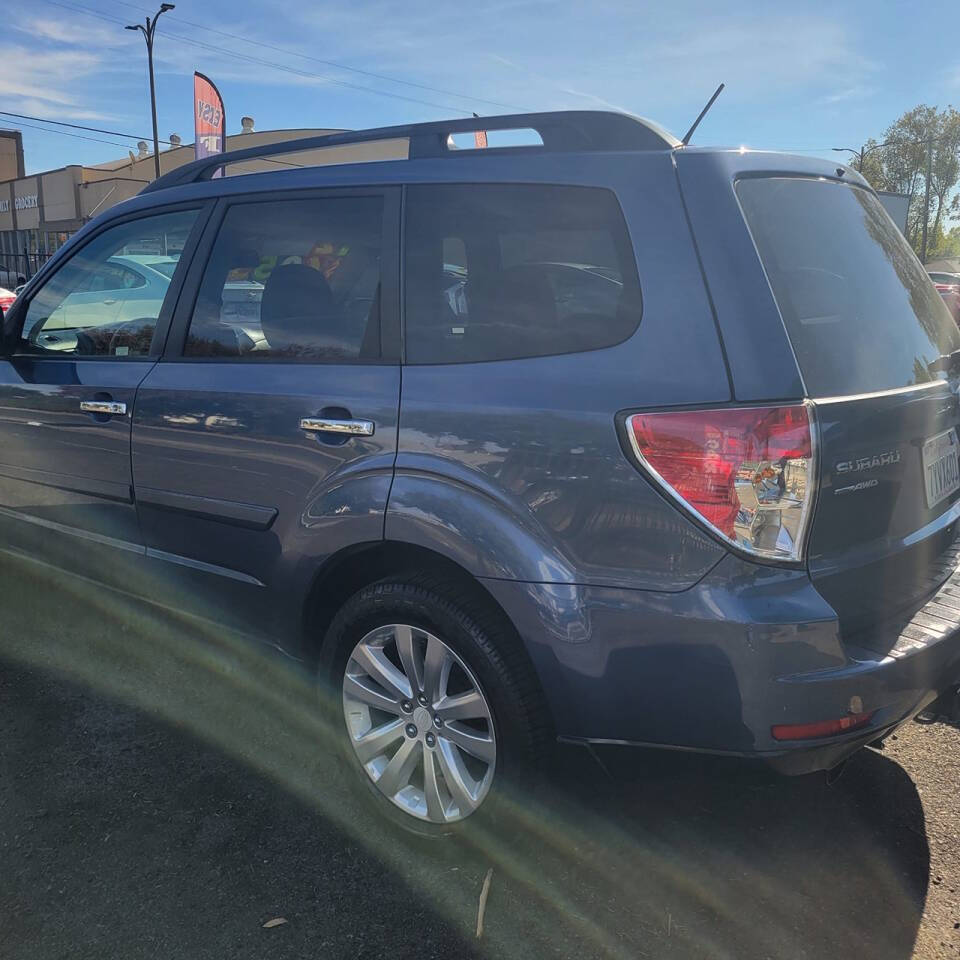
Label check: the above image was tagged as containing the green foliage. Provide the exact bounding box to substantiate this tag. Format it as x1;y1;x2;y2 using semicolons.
926;225;960;260
858;104;960;260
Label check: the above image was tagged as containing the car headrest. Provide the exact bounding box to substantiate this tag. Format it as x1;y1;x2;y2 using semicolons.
259;263;336;351
468;263;557;328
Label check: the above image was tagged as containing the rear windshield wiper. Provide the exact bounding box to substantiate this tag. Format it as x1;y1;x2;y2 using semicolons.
928;349;960;379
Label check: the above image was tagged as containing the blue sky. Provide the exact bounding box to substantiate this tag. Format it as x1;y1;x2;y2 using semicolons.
2;0;957;174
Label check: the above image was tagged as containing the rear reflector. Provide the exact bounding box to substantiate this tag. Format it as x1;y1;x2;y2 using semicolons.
771;712;873;741
626;404;817;562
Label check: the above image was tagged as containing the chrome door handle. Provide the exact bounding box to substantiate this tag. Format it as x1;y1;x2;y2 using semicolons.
80;400;127;416
300;417;374;437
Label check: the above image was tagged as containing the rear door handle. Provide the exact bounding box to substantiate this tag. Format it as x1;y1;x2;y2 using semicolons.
80;400;127;416
300;417;374;436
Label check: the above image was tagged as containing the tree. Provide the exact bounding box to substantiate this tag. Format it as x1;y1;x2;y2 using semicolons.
859;105;960;261
926;224;960;261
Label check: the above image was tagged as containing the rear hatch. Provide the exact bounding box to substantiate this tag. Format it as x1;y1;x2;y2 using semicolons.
737;175;960;651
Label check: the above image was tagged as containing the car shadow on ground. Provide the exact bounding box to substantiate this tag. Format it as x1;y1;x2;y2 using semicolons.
0;550;930;959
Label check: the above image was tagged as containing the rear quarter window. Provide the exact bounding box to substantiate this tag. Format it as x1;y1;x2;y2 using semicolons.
737;176;960;397
404;184;642;363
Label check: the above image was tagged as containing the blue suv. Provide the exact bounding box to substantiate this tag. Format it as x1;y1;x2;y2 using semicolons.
3;111;960;830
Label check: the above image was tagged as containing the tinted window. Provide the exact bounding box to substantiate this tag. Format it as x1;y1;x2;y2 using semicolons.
144;259;179;279
19;209;198;358
737;177;960;397
185;196;384;360
78;262;145;292
404;184;641;363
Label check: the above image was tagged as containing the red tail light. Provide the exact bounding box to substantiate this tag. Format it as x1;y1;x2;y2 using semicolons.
626;404;817;562
0;296;14;314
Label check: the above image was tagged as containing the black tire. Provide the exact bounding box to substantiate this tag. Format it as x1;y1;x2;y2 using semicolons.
318;574;550;837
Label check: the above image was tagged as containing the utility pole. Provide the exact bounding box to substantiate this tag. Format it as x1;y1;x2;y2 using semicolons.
921;137;933;264
126;4;175;181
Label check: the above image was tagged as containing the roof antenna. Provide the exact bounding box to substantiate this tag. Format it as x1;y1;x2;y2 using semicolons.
681;83;725;146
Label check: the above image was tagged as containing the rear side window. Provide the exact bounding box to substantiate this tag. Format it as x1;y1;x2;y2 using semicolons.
404;184;641;363
737;177;960;397
185;195;384;361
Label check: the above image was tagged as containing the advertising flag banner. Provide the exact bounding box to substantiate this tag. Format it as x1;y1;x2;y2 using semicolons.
194;72;225;173
472;113;487;148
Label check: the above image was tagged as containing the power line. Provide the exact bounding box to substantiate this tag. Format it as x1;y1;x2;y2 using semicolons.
1;116;132;148
2;108;313;171
100;0;525;113
0;110;169;144
41;0;482;115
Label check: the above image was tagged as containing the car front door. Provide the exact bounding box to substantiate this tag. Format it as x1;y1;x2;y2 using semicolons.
0;206;206;578
130;188;401;641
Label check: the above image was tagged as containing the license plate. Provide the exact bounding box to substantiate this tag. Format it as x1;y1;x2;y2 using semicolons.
922;428;960;509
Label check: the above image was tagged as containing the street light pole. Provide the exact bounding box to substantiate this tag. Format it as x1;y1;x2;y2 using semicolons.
832;145;866;171
126;3;175;181
832;139;901;172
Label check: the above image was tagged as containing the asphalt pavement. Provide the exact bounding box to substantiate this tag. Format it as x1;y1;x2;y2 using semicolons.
1;547;958;959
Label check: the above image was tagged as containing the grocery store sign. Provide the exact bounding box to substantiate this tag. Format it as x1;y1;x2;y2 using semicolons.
14;194;37;211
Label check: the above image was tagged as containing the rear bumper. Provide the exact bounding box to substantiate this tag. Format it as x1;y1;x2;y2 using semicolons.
482;552;960;774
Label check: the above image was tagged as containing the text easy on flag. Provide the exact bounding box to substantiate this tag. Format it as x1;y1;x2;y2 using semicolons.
194;72;226;174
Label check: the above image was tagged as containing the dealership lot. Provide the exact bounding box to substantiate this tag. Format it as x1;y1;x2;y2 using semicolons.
0;549;958;959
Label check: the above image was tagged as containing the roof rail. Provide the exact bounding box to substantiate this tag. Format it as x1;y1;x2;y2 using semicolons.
141;110;680;194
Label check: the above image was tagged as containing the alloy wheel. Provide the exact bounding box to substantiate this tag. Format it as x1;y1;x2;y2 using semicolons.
342;623;497;823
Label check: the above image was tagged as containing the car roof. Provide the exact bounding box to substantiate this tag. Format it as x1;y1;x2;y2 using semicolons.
108;255;171;280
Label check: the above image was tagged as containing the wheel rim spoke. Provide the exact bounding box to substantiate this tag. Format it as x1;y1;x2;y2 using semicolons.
394;624;422;693
422;748;446;822
376;737;420;797
434;689;489;722
354;718;405;763
343;673;403;715
350;642;412;701
436;738;479;815
441;721;496;763
422;635;451;703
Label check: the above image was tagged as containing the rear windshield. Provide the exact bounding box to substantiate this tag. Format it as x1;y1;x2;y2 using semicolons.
736;177;960;397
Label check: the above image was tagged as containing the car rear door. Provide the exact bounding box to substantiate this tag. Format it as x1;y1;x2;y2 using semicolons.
130;187;401;639
0;205;206;575
734;175;960;647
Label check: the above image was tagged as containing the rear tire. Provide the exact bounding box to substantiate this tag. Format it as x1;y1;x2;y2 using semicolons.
318;575;549;837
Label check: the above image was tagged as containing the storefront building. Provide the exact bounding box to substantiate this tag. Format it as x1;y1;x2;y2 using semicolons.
0;122;406;286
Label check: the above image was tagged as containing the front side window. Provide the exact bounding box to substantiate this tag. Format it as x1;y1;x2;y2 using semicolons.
184;195;384;360
19;209;199;358
404;184;642;363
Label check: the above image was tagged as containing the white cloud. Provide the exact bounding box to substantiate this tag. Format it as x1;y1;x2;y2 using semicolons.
19;16;126;49
0;0;884;148
820;85;877;105
277;3;879;117
0;46;102;107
